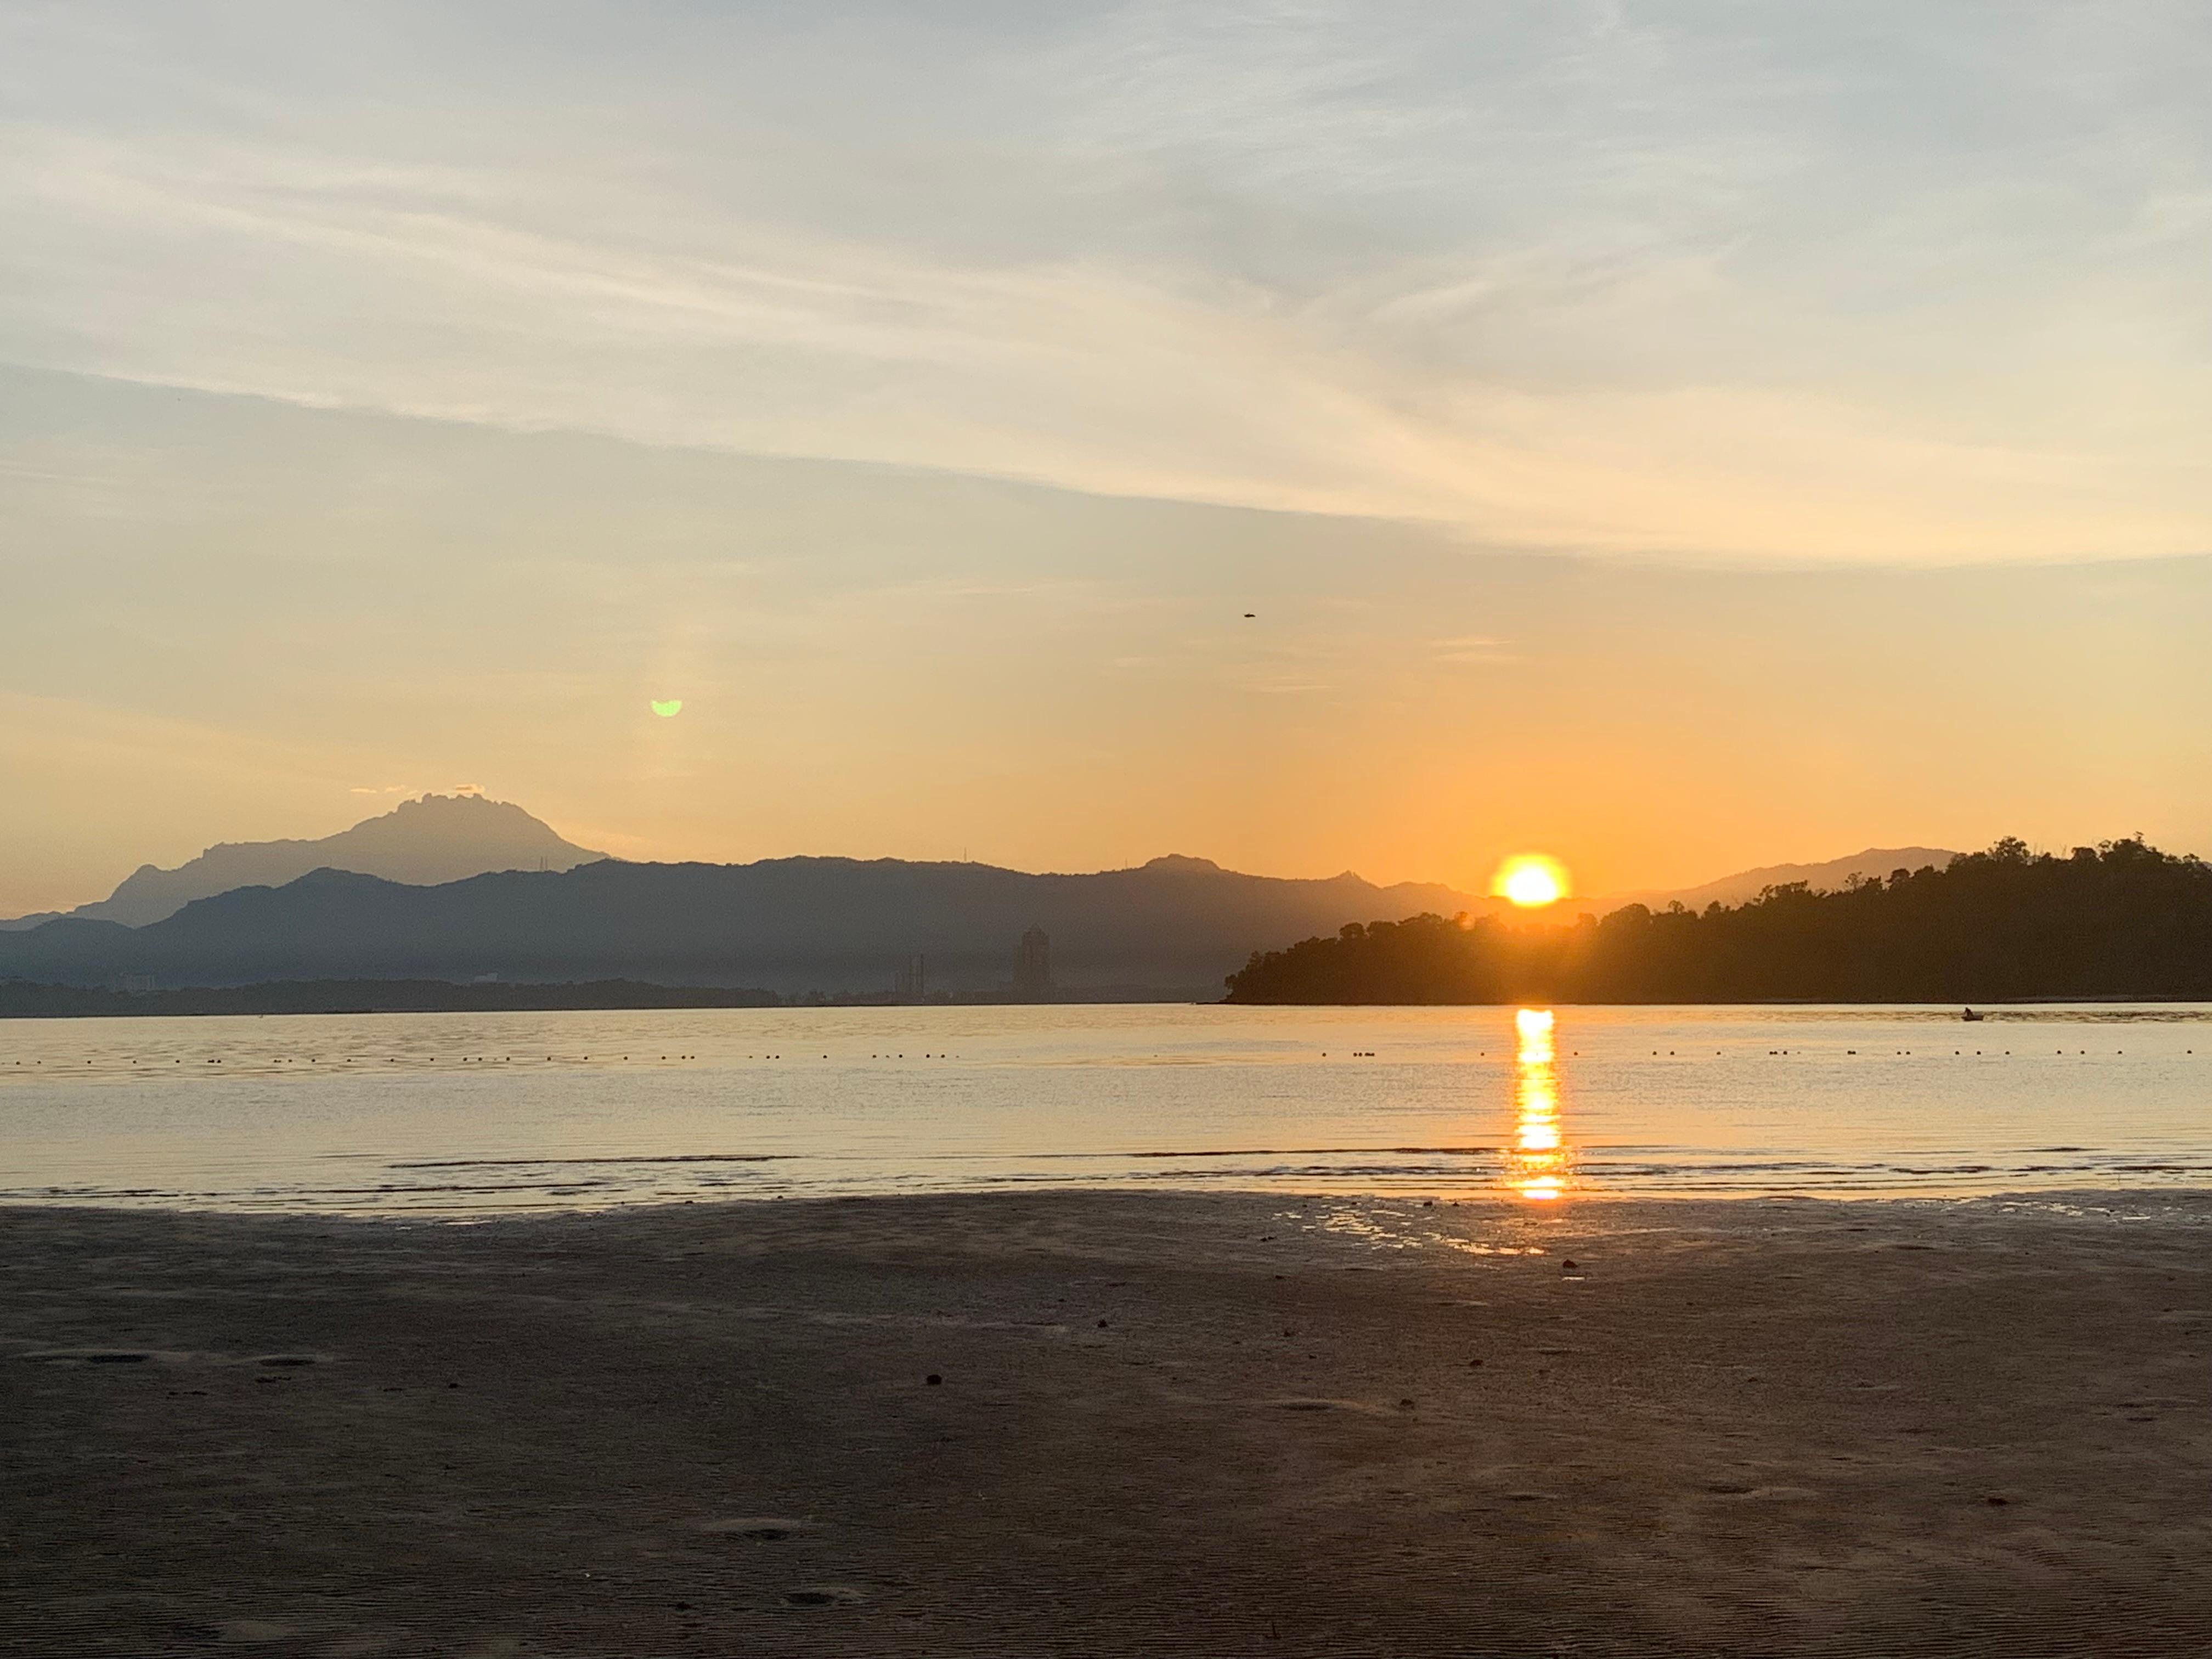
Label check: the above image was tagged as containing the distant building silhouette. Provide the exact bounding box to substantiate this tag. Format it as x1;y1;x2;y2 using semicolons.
1013;925;1053;1000
893;953;927;1002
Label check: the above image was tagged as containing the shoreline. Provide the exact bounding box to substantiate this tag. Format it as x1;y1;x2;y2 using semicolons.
8;988;2212;1020
7;1188;2210;1654
9;1180;2212;1223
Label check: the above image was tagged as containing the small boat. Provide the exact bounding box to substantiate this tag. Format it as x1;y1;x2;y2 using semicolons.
1961;1007;1985;1022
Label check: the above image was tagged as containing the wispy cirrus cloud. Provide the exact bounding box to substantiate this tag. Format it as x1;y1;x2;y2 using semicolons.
2;2;2209;564
1431;635;1520;665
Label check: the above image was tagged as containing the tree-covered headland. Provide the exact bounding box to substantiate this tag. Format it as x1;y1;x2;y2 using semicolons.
1222;839;2212;1003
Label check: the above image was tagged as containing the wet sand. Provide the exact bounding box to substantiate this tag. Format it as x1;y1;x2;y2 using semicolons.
4;1190;2209;1656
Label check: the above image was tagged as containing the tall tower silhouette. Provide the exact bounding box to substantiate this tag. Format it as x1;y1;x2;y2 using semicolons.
893;954;927;1002
1012;926;1052;1000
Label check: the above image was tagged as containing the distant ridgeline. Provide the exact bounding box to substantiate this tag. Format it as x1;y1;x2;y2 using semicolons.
0;854;1485;1000
0;980;779;1019
1224;840;2212;1004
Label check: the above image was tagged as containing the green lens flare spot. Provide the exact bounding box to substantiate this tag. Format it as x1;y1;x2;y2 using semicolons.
650;699;683;718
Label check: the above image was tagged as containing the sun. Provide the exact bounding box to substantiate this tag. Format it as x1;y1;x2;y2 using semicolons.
1493;854;1569;909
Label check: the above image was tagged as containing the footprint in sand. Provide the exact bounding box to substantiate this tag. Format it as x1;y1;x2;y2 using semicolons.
785;1585;867;1607
701;1516;817;1542
1271;1396;1406;1417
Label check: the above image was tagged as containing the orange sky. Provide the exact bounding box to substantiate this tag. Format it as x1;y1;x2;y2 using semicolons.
4;6;2209;914
4;370;2207;917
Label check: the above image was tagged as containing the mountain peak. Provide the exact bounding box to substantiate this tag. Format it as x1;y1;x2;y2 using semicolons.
391;792;537;819
36;795;606;928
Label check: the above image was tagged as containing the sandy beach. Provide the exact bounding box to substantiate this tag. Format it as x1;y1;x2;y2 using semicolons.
4;1189;2209;1656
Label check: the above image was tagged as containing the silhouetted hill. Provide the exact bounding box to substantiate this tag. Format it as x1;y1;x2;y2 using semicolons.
1224;839;2212;1003
0;794;604;930
0;854;1487;997
0;979;778;1018
1593;846;1959;915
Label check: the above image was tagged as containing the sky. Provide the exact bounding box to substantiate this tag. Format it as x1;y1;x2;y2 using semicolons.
4;2;2210;915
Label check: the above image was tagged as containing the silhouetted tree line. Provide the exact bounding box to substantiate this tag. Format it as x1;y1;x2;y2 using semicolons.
1223;839;2212;1003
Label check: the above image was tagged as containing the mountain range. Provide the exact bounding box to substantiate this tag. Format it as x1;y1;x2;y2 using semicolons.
0;854;1490;997
0;794;603;930
0;795;1960;997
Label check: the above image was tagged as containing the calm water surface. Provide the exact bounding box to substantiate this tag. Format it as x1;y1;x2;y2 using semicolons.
2;1003;2208;1214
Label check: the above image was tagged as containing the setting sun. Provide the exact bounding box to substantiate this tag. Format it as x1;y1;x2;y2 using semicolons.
1493;854;1570;909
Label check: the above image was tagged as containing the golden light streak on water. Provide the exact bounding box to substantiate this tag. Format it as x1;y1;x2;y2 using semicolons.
1508;1007;1572;1200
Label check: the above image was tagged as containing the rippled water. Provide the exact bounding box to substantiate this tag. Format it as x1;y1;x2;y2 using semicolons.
2;1003;2208;1213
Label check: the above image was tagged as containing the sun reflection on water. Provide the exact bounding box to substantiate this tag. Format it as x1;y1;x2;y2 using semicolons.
1507;1007;1572;1201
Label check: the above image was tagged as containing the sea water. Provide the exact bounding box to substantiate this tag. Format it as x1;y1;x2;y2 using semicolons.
2;1003;2207;1214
